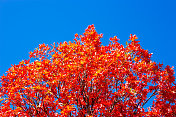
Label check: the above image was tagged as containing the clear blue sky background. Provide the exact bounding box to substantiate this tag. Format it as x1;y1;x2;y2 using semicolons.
0;0;176;76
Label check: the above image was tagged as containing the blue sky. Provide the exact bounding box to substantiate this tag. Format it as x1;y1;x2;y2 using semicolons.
0;0;176;76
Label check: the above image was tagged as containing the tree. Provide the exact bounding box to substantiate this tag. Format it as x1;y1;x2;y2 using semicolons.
0;24;176;116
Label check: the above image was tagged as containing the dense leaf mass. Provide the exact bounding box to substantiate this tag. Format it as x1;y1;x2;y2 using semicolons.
0;25;176;116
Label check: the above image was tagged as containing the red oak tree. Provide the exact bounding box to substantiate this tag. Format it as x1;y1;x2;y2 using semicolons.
0;25;176;116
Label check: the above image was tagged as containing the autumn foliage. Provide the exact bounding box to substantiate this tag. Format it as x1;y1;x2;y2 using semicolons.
0;25;176;116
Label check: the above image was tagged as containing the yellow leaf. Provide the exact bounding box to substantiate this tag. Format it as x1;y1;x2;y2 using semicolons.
0;98;3;101
36;62;41;66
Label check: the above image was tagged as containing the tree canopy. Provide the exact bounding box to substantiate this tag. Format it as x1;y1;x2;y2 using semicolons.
0;25;176;116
